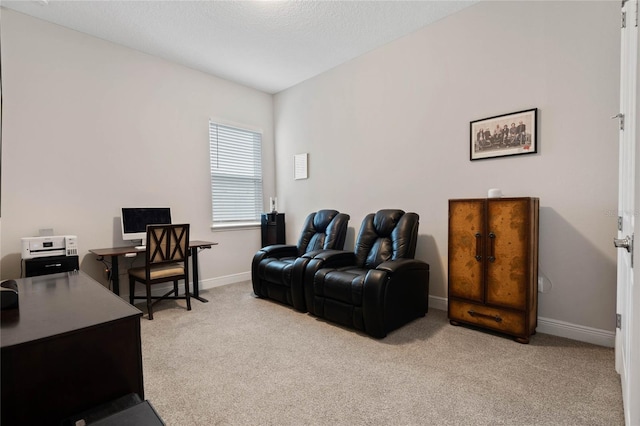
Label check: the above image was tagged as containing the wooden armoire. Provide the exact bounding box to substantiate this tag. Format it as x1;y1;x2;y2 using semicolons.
448;197;539;343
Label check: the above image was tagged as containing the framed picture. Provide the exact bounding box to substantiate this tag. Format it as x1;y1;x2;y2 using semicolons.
470;108;537;161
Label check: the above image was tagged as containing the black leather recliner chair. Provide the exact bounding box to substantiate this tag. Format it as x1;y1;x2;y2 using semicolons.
252;209;350;311
298;209;429;338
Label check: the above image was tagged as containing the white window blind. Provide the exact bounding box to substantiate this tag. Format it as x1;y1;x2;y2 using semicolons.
209;121;263;225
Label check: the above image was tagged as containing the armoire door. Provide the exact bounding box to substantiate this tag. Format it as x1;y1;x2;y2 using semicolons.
485;199;531;311
448;199;485;303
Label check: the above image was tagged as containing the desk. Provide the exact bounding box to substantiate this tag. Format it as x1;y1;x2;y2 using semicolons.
1;272;143;425
89;240;217;303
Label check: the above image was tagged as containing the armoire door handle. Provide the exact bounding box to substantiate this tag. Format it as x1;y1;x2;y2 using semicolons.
468;310;502;323
475;232;482;261
488;232;496;262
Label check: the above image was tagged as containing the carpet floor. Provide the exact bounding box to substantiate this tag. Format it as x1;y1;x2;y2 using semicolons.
139;281;624;425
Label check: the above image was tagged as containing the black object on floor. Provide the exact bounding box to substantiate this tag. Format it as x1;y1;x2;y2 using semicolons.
90;400;165;426
60;393;148;425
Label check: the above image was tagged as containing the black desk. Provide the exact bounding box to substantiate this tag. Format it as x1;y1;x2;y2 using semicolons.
89;240;217;303
1;272;143;425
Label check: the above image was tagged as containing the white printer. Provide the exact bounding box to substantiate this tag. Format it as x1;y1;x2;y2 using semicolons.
21;235;78;260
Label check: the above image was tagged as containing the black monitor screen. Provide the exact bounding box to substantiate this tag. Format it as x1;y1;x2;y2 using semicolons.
121;207;172;234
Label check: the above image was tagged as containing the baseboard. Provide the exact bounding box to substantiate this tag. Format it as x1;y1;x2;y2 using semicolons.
429;295;448;312
536;316;615;348
199;272;251;290
428;295;615;348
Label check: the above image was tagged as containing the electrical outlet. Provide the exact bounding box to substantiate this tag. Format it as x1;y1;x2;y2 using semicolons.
538;275;552;293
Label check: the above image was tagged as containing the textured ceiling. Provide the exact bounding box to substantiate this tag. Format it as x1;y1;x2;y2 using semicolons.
2;0;477;94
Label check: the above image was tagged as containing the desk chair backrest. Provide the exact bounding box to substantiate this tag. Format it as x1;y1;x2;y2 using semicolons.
131;223;191;320
145;224;190;271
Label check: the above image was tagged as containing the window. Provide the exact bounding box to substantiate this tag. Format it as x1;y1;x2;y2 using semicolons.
209;120;263;227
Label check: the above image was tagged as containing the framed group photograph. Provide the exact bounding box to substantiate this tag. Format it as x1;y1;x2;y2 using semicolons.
470;108;537;161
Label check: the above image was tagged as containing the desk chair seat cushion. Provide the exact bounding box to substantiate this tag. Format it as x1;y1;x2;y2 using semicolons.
129;263;185;281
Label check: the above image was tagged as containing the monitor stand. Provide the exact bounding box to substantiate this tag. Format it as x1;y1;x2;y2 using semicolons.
134;239;146;250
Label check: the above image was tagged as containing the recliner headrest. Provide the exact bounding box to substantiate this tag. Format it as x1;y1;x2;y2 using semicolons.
354;209;419;268
313;209;339;232
297;209;350;255
373;210;404;237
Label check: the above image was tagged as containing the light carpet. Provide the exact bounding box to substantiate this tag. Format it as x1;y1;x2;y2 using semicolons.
139;281;624;425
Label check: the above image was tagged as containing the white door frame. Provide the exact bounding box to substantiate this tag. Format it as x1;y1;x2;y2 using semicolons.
616;1;639;425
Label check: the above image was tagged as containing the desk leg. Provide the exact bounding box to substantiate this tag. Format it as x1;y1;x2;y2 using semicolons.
111;255;120;296
190;248;208;303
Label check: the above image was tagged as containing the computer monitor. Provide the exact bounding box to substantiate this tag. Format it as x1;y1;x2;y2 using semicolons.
121;207;172;246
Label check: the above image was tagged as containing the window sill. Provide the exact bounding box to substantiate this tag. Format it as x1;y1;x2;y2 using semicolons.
211;222;260;231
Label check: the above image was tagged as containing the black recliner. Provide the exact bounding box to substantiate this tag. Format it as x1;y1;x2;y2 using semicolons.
299;209;429;338
252;209;350;311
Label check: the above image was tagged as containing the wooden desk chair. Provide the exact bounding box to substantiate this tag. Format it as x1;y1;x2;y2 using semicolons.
128;224;191;320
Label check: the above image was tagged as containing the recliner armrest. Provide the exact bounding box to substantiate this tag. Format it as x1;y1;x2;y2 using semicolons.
362;258;430;338
258;244;299;258
252;244;299;298
305;249;356;266
292;250;355;313
298;249;327;260
375;258;429;274
300;250;357;315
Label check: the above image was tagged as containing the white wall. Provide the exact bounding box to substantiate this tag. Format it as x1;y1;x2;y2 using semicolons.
274;1;620;335
0;9;275;292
